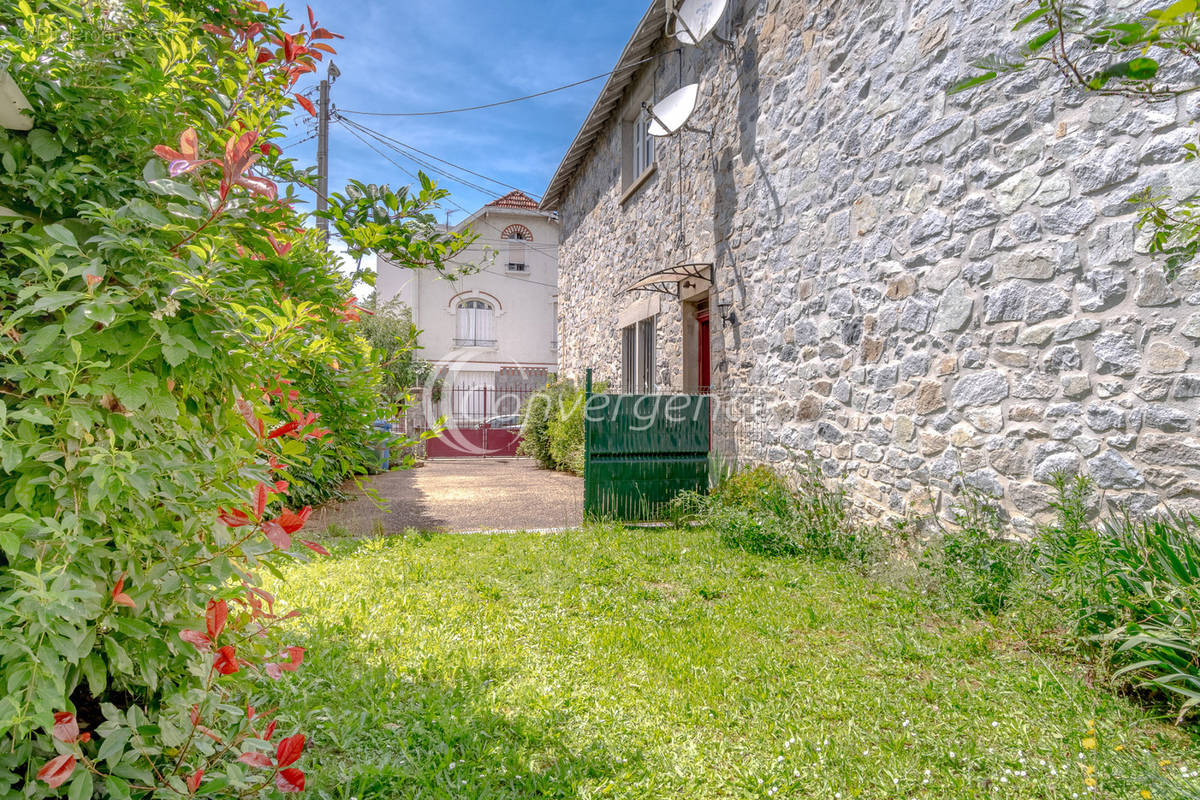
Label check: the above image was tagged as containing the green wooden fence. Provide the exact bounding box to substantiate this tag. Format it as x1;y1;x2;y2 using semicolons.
583;370;710;521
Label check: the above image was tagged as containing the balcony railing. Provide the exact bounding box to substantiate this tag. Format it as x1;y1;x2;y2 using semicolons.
454;337;497;348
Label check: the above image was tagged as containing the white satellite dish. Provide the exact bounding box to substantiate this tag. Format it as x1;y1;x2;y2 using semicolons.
645;83;699;136
671;0;728;46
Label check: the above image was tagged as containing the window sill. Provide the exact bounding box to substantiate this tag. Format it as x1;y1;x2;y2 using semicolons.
620;163;656;207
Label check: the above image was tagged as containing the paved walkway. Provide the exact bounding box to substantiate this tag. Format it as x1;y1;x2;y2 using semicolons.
308;458;584;534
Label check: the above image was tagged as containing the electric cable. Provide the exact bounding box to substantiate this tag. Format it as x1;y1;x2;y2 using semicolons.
337;53;668;118
337;116;541;199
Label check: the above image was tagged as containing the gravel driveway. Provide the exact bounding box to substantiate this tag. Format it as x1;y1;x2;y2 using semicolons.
308;458;584;534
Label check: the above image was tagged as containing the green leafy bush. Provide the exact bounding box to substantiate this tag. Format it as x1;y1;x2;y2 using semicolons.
357;297;431;415
684;461;887;567
1099;512;1200;722
518;379;591;475
923;486;1023;616
1030;474;1114;640
0;2;463;796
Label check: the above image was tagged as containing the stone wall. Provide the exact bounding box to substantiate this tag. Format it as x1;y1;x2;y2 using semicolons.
554;0;1200;530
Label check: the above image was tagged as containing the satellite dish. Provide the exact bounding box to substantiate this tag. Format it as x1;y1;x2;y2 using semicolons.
645;83;699;136
671;0;728;46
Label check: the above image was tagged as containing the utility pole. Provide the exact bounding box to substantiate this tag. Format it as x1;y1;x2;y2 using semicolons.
315;74;330;238
314;62;340;238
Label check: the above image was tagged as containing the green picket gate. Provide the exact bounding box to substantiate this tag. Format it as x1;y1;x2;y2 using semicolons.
583;370;710;521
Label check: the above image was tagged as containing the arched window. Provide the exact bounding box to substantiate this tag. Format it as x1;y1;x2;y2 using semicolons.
501;224;532;272
456;299;495;347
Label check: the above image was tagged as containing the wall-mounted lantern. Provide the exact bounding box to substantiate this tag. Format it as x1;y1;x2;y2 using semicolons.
1;70;32;131
717;299;737;326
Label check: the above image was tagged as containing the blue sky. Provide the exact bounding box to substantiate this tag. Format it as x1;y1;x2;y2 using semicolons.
280;0;647;225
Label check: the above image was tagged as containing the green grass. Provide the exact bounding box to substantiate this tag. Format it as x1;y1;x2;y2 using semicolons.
262;526;1199;799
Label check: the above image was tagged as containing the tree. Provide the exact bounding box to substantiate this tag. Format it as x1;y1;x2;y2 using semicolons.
0;1;462;796
953;0;1200;278
357;297;432;411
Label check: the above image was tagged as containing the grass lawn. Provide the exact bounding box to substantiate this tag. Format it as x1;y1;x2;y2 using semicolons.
263;525;1198;799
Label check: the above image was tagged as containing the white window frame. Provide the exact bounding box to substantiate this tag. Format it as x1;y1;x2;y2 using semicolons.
621;94;657;194
633;107;655;178
504;230;528;273
456;299;495;347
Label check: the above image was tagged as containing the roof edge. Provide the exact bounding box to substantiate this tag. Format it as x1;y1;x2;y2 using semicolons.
539;1;666;211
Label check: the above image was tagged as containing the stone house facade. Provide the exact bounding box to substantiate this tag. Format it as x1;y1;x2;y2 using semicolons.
541;0;1200;530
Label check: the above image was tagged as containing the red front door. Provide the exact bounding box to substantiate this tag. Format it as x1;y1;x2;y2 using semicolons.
697;311;711;394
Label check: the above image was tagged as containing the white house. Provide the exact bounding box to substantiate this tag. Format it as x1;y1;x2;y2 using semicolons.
376;190;559;423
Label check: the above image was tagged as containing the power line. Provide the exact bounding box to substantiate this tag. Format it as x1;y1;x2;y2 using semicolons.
338;118;501;200
335;119;561;262
337;123;561;288
338;116;541;200
337;53;667;118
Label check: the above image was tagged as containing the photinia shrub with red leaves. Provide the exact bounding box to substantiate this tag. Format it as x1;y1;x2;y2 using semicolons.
0;1;461;797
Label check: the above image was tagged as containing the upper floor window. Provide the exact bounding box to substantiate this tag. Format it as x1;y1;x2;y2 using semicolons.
456;299;495;347
633;107;655;177
621;99;656;193
501;224;532;273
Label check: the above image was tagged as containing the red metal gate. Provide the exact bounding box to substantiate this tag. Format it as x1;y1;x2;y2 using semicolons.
422;383;536;458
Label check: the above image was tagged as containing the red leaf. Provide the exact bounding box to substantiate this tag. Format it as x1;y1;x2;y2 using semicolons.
153;144;186;162
300;539;330;556
276;768;305;793
268;234;293;256
52;712;79;743
36;754;75;788
273;480;290;494
246;704;256;720
213;645;240;675
264;662;283;680
311;27;344;40
235;173;278;200
180;629;213;651
307;5;317;27
187;769;204;794
179;128;199;160
261;520;292;550
276;507;310;535
78;732;90;743
206;599;228;639
168;158;212;177
225;130;259;173
112;575;136;608
295;93;317;117
267;421;300;439
275;734;305;767
219;508;252;528
264;720;277;740
253;482;268;519
238;752;273;768
281;646;305;671
257;47;273;64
